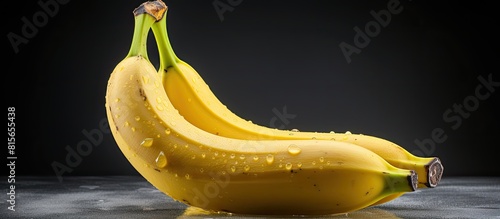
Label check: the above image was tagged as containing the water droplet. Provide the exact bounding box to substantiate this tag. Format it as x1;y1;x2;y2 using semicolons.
131;127;136;132
114;114;120;119
312;161;317;165
279;163;283;168
156;105;164;111
297;162;303;168
142;75;150;84
253;155;259;161
319;157;325;163
135;116;141;121
201;153;206;159
114;98;120;102
140;138;154;147
329;131;335;134
319;165;324;170
230;154;236;159
154;80;161;88
155;151;167;168
287;144;302;155
221;153;226;157
248;120;253;124
291;128;300;132
345;131;352;135
165;129;171;135
191;155;196;159
156;97;162;104
156;134;161;138
239;154;245;160
266;154;275;165
285;163;292;170
311;137;317;140
244;165;250;172
230;166;236;172
185;174;191;180
200;168;204;173
124;121;130;127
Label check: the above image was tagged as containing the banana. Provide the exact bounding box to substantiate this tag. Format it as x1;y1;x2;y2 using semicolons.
179;206;401;218
105;1;418;215
150;2;443;193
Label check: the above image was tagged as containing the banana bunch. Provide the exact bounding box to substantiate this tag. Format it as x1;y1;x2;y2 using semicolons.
105;0;443;216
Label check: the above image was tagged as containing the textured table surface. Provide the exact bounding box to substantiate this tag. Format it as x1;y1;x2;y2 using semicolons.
2;176;499;219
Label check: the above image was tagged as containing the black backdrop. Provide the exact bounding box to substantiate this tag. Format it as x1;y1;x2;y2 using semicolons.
4;0;499;180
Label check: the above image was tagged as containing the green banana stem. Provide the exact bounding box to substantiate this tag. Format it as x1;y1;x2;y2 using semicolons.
151;8;180;74
382;170;418;195
127;0;167;59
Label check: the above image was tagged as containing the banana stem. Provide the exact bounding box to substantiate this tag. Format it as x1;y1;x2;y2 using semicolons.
151;8;180;74
127;0;167;58
383;170;418;194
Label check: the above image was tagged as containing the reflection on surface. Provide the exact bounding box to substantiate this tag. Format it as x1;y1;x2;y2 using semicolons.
177;206;400;218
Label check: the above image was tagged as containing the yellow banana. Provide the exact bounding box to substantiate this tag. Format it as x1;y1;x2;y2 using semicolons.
151;2;443;194
105;2;418;215
180;206;401;218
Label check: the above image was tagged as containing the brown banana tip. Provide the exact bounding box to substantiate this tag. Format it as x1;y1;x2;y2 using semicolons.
427;157;444;188
133;0;167;21
409;170;418;191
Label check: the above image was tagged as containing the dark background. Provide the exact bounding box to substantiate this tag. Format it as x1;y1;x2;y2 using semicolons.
4;0;499;180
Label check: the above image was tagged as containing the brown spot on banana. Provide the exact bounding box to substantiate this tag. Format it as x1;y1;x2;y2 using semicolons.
139;88;147;101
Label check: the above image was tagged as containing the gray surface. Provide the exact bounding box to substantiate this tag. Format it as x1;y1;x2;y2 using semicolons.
2;176;499;219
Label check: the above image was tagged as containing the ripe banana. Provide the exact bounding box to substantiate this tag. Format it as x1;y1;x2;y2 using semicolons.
105;2;418;215
150;2;443;194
